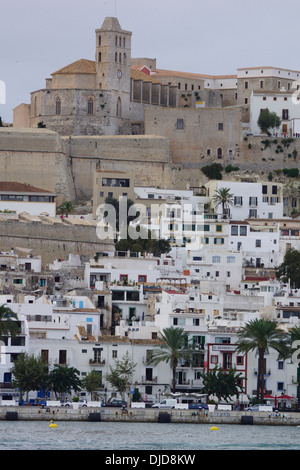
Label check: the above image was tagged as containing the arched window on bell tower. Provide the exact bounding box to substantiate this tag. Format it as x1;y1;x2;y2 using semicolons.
98;52;101;62
87;97;94;115
116;97;121;117
55;96;61;115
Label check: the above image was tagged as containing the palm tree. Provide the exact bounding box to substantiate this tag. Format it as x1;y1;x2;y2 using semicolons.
0;304;20;339
287;325;300;409
236;318;287;403
58;201;73;218
149;326;195;393
212;187;234;217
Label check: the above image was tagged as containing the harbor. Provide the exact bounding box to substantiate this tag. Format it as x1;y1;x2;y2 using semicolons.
1;406;300;426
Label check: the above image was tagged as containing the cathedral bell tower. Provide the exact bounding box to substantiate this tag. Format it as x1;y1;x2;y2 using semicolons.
95;17;132;122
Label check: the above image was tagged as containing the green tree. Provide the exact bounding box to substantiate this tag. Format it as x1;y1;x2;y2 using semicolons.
201;163;223;180
48;365;82;400
212;187;234;217
10;353;49;403
149;326;196;393
236;319;287;402
286;326;300;409
115;227;171;257
105;351;136;400
82;370;103;401
57;200;74;217
0;304;20;338
276;248;300;288
200;366;245;403
257;108;280;134
105;196;136;233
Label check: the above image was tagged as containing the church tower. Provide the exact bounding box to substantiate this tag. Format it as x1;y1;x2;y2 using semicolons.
95;17;132;123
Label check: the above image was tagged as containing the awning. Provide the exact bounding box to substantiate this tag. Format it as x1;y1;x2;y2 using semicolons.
277;394;294;400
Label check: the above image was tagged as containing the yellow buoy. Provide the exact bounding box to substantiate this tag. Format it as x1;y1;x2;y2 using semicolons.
49;420;57;428
210;426;219;431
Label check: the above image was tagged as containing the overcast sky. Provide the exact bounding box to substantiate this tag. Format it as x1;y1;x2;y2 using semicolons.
1;0;300;123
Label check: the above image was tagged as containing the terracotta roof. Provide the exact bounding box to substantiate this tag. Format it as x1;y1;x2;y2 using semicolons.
130;68;160;83
151;68;237;80
0;182;55;194
52;59;96;75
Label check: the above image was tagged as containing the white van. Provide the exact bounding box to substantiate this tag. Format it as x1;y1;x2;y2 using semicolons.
152;399;177;409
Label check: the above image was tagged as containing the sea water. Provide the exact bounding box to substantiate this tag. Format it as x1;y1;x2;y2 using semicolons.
0;420;299;451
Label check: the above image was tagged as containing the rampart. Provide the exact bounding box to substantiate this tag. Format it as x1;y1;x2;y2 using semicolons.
0;129;172;203
0;214;114;264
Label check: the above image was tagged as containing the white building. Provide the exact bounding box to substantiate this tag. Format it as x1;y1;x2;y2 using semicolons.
205;180;284;220
0;182;57;216
229;219;280;268
84;252;160;289
250;90;300;136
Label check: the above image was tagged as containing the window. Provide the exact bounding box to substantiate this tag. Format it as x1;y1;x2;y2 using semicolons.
112;350;118;359
138;275;147;283
249;197;258;206
214;238;224;245
218;123;223;130
231;225;238;236
245;81;248;89
59;350;67;365
197;224;210;231
234;196;243;206
272;185;278;195
262;185;268;194
256;239;261;247
212;255;221;263
119;274;128;283
55;97;61;115
227;256;235;263
282;109;289;120
216;224;223;232
176;119;184;130
260;80;264;88
87;98;94;115
249;209;257;218
240;226;247;236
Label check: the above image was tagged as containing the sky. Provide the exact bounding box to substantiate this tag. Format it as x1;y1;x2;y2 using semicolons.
1;0;300;123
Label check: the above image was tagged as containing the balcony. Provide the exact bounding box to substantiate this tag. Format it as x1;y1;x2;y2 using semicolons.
89;359;106;366
141;376;157;384
254;368;271;375
0;382;13;390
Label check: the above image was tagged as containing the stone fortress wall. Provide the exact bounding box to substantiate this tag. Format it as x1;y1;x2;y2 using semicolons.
0;213;114;264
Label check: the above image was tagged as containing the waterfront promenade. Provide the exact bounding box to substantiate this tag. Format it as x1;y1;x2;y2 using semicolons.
1;406;300;426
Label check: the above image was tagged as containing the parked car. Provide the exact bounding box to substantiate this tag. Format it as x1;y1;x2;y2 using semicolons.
188;402;208;410
246;404;273;412
151;399;177;409
103;399;127;407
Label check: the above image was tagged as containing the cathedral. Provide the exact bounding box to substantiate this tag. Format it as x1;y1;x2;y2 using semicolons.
13;17;178;136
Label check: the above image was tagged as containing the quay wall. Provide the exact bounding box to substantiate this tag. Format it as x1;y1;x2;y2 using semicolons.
1;406;300;426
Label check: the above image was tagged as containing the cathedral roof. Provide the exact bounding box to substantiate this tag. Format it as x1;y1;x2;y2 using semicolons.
51;59;161;83
52;59;96;75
